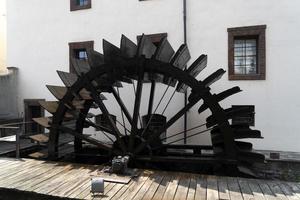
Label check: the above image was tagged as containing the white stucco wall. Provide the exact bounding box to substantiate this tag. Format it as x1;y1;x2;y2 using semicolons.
6;0;300;151
0;0;7;74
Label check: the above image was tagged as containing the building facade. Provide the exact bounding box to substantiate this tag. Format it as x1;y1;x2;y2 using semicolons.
4;0;300;152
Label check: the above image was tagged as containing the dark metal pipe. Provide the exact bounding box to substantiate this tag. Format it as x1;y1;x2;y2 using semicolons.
183;0;188;144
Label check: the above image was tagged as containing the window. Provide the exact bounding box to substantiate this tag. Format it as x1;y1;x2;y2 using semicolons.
70;0;91;11
228;25;266;80
69;41;94;73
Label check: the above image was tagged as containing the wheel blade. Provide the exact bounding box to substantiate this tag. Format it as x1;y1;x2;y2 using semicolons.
206;106;254;127
154;37;175;63
57;71;78;87
176;54;207;93
103;39;122;64
39;101;58;114
46;85;67;100
137;34;156;59
198;86;242;113
70;58;90;75
170;44;191;70
202;68;226;87
32;117;52;128
120;34;137;58
86;49;105;68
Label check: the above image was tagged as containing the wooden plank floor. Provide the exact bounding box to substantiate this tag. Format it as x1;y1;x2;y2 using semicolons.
0;158;299;200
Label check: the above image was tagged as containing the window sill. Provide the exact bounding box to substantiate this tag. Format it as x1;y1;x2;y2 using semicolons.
229;74;265;80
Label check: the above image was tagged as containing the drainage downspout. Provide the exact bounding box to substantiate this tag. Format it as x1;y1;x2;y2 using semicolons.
183;0;187;144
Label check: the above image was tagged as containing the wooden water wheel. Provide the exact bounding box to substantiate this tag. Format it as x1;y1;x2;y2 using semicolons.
33;34;264;176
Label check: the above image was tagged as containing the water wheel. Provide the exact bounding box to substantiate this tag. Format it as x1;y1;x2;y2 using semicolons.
34;34;264;175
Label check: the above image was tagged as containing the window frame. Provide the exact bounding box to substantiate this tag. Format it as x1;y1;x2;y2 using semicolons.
69;41;94;73
70;0;91;11
228;25;266;80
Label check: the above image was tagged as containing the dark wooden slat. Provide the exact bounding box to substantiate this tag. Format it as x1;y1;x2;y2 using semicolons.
202;68;226;87
198;86;242;113
121;34;137;58
57;70;78;87
176;54;207;93
87;49;105;68
170;44;191;70
33;117;51;128
137;34;156;59
154;37;175;63
46;85;67;100
70;58;90;75
103;39;122;64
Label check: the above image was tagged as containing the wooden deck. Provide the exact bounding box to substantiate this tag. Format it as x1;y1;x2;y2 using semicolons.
0;158;299;200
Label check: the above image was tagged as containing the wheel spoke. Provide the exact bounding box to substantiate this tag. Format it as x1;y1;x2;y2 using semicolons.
140;85;170;137
161;88;176;115
111;87;133;125
132;81;143;128
164;127;214;145
84;78;127;153
116;87;128;135
147;80;156;115
135;95;201;155
58;125;118;153
129;65;144;151
159;122;207;141
85;118;115;143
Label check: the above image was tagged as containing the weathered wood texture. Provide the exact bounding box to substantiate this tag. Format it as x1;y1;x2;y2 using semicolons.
0;158;299;200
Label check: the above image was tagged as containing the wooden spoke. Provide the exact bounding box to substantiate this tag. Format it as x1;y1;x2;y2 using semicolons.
129;65;145;152
84;78;127;153
111;87;133;125
58;125;117;153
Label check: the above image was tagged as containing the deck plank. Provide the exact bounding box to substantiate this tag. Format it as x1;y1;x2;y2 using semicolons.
162;173;181;200
150;172;172;200
248;178;266;200
0;158;298;200
174;173;191;200
237;178;254;200
258;180;277;200
267;180;289;200
186;175;197;200
217;176;230;200
284;182;300;199
227;177;244;200
119;171;152;200
206;175;219;200
277;181;300;200
194;175;207;200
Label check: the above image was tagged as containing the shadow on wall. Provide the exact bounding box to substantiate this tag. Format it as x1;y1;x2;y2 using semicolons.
0;67;19;120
